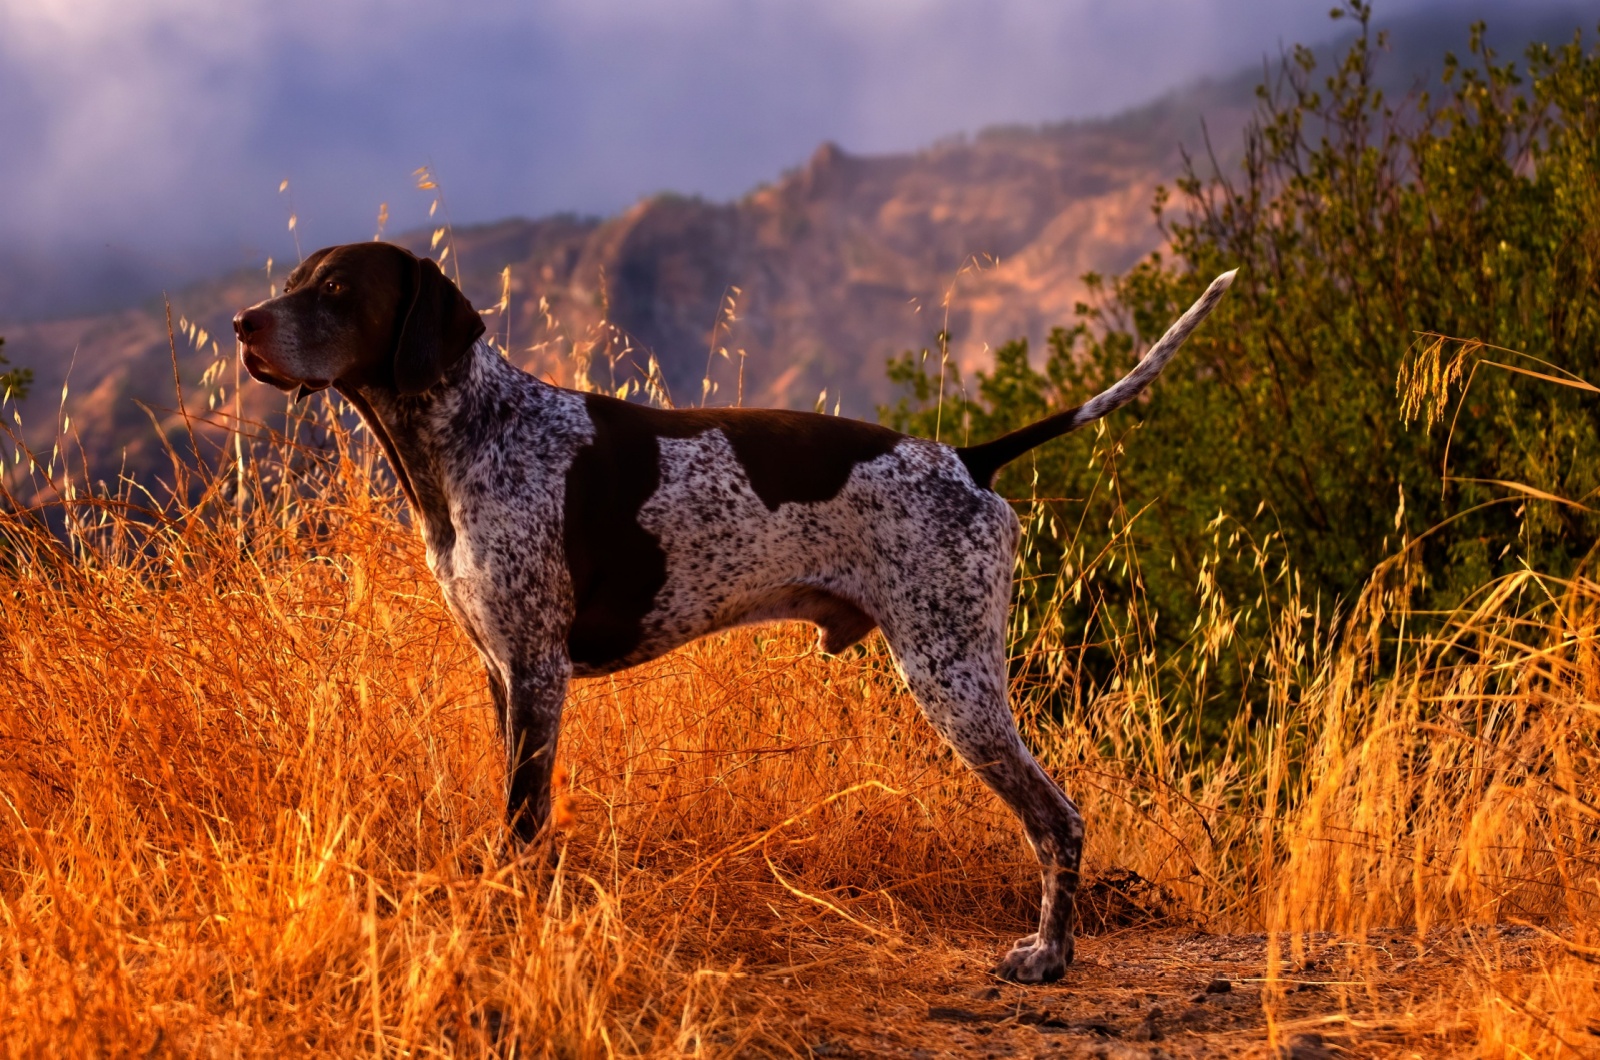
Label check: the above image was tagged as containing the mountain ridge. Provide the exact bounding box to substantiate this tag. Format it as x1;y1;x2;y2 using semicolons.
2;5;1590;487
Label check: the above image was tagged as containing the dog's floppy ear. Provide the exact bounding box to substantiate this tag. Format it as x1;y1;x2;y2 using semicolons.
393;255;485;395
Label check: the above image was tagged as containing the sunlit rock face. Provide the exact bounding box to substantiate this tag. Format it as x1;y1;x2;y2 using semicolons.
0;92;1250;496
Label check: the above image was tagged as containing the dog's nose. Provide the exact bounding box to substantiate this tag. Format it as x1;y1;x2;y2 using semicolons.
233;308;272;343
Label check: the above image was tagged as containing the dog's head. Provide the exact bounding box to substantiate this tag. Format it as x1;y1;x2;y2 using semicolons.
233;242;484;398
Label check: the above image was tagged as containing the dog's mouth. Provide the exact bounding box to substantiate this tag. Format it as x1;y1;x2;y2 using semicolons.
240;345;329;397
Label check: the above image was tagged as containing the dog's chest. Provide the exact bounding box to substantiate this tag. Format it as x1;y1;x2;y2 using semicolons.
425;381;592;658
428;483;574;664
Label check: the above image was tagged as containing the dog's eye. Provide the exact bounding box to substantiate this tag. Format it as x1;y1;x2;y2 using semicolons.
324;280;346;295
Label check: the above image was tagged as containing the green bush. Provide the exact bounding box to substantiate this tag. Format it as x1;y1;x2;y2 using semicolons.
884;3;1600;716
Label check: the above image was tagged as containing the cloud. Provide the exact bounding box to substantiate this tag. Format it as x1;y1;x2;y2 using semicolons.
0;0;1586;315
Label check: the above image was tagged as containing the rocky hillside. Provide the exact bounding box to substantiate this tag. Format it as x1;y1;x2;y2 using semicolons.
1;78;1257;487
9;4;1584;488
450;90;1239;411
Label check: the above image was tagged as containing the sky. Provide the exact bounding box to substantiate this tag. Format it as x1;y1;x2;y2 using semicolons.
0;0;1586;317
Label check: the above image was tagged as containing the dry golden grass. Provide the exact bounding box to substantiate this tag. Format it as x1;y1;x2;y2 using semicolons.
0;334;1596;1057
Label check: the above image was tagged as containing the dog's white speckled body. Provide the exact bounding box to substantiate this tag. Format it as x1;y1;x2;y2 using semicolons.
235;241;1234;983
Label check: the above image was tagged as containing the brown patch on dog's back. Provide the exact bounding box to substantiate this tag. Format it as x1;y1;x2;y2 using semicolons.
706;408;902;511
562;395;902;672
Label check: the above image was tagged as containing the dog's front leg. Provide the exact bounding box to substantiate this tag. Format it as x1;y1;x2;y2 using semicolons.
481;659;508;732
496;652;572;844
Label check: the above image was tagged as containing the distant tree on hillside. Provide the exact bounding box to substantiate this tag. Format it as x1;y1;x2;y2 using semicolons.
885;2;1600;716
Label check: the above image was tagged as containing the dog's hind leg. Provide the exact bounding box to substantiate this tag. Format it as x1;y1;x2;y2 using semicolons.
876;542;1084;983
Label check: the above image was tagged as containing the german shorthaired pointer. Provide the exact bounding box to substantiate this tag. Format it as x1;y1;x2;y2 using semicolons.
234;242;1233;983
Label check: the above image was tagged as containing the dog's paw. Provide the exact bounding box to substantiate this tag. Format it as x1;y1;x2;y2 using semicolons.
993;935;1073;984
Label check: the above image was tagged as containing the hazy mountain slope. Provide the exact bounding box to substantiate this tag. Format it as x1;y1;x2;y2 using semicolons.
1;5;1589;487
0;81;1247;486
505;90;1233;412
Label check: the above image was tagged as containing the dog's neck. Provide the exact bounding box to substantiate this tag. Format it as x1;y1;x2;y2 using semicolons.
338;342;522;562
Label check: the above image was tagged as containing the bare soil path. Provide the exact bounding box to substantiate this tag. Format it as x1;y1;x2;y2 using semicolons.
774;926;1540;1058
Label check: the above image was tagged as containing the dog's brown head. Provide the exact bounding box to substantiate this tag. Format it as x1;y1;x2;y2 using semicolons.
233;242;484;397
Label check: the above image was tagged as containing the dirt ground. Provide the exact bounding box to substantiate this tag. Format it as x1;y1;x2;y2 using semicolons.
770;925;1544;1058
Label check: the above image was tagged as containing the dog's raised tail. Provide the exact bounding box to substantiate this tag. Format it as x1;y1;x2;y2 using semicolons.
956;269;1237;489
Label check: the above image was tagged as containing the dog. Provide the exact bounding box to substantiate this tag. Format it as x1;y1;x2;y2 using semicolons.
234;242;1233;983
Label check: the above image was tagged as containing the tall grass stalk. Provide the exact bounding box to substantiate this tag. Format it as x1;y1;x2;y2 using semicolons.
0;313;1594;1056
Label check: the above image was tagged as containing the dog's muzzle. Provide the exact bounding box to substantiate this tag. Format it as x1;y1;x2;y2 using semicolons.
234;308;328;400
